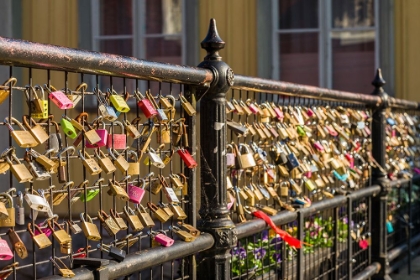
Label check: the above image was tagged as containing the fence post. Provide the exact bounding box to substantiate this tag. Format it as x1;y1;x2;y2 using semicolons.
195;19;236;280
370;69;391;280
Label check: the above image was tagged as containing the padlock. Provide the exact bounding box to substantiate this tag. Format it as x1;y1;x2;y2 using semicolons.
86;117;108;148
145;90;168;123
56;146;74;183
47;84;73;109
170;226;194;241
47;220;72;245
0;192;15;227
79;178;103;202
235;144;256;169
60;116;78;139
124;119;141;139
15;191;25;226
161;176;180;203
250;183;264;201
22;115;49;145
24;189;51;214
28;148;58;173
110;209;128;230
50;257;75;278
7;228;27;259
108;88;130;113
132;125;157;154
179;93;196;116
159;123;171;144
107;179;129;201
149;230;174;247
28;223;52;249
172;118;184;146
6;152;33;183
135;90;158;118
67;220;82;235
169;173;184;191
47;120;62;153
107;121;127;149
147;147;165;168
124;206;144;232
0;77;16;105
95;88;118;122
177;148;197;169
231;99;244;115
95;149;116;174
25;85;44;114
48;182;74;206
135;204;155;228
177;222;200;237
79;118;102;146
127;150;140;176
98;210;120;236
81;213;101;241
0;237;13;260
128;178;146;204
98;244;126;262
108;148;129;172
79;150;102;175
24;152;51;181
147;202;170;223
67;82;87;107
169;202;187;220
5;117;38;148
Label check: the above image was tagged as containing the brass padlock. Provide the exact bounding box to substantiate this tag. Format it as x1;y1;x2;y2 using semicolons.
7;228;28;259
98;210;120;236
279;181;289;197
159;202;174;219
170;225;194;241
5;117;38;148
179;93;196;116
79;150;102;175
127;150;140;176
22;115;49;145
28;223;52;249
124;119;141;139
124;206;144;232
50;257;75;278
107;179;129;201
67;220;82;235
28;148;58;172
0;199;8;220
110;209;128;230
80;213;101;241
147;202;170;223
95;149;117;174
6;152;33;183
236;143;257;169
177;222;200;238
0;192;15;227
109;148;129;172
0;77;16;105
47;220;72;245
256;205;277;216
169;202;187;220
136;204;155;228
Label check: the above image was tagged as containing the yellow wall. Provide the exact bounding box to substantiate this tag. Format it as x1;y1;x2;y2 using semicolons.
199;0;257;77
395;0;420;102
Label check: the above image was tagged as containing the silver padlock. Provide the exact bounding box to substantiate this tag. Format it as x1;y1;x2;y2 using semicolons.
25;154;51;181
148;148;165;168
24;189;52;216
16;191;25;225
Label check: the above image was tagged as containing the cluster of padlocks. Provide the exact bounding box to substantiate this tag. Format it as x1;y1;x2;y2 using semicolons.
224;98;419;223
0;78;200;277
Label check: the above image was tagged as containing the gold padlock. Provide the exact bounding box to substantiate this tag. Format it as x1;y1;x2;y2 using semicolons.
179;93;196;116
110;208;128;230
47;220;72;245
159;202;174;219
0;192;15;227
136;204;155;228
28;223;52;249
28;149;58;172
127;150;140;176
177;222;200;238
256;205;277;216
79;150;102;175
107;179;129;201
124;119;141;139
80;213;101;241
22;115;49;145
6;152;33;183
170;226;194;241
97;210;120;236
5;117;38;148
94;150;116;174
7;228;28;259
147;202;170;223
0;77;17;105
124;206;144;232
109;148;129;172
50;257;75;278
169;202;187;220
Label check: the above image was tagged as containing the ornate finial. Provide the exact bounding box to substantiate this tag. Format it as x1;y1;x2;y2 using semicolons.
201;19;225;61
371;68;386;92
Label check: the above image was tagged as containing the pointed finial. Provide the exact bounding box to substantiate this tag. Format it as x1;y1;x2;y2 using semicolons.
371;68;386;93
201;19;225;61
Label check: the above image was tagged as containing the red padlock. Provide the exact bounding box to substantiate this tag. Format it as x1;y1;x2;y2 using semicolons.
86;117;108;148
128;178;146;204
107;121;126;149
135;90;158;119
177;148;197;169
0;238;13;260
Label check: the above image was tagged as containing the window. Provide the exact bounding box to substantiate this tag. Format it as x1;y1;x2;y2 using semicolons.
273;0;378;93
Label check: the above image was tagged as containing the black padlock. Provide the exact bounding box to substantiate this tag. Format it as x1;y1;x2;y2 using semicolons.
97;244;126;262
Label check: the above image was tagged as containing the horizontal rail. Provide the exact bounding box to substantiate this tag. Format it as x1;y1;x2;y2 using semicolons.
233;74;420;109
387;233;420;262
388;178;411;188
300;195;347;217
347;185;381;200
387;237;420;275
236;211;297;239
39;233;215;280
0;36;213;86
352;262;381;280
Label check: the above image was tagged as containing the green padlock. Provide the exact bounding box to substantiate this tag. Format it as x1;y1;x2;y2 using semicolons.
296;125;306;137
60;116;78;139
79;178;103;202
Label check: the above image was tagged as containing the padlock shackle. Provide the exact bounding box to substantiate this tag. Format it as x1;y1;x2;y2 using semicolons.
1;77;17;87
110;208;121;219
74;112;89;124
98;209;110;221
80;212;94;223
91;116;105;129
147;202;159;212
133;89;145;100
127;150;139;162
110;121;124;133
75;82;88;92
27;222;44;237
5;117;27;131
0;192;13;207
58;146;76;159
47;219;65;231
43;148;57;157
145;90;159;109
124;205;136;216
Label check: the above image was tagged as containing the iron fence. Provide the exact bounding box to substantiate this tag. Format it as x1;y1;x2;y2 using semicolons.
0;19;417;280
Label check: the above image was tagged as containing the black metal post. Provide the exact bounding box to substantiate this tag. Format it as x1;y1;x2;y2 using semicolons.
195;19;236;280
370;69;392;280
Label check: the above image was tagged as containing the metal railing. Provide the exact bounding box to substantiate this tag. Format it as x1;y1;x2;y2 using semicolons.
0;19;416;280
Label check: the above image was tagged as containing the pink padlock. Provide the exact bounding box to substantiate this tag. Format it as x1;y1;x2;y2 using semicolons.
312;141;324;152
306;108;314;117
245;99;260;114
128;178;146;204
177;148;197;169
47;85;74;109
274;107;284;120
35;222;53;237
150;231;174;247
86;117;108;148
0;238;13;260
226;144;235;168
107;121;127;149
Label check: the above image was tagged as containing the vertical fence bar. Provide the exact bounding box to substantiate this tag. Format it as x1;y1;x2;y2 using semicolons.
370;69;391;280
196;19;236;280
